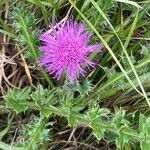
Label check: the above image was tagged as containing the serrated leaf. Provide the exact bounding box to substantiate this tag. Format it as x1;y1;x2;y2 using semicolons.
141;46;150;55
40;107;52;118
101;66;117;79
68;112;77;127
93;129;104;140
85;107;108;140
76;79;93;96
97;108;110;116
25;117;48;150
139;114;150;136
66;107;80;127
31;84;57;107
122;55;136;69
5;87;30;113
113;110;130;127
140;140;150;150
116;125;135;149
90;120;106;140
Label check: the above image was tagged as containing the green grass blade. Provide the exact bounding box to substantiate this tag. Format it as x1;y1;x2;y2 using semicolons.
0;29;16;38
0;141;21;150
123;12;138;50
94;55;150;96
68;0;143;97
114;0;143;9
89;0;150;106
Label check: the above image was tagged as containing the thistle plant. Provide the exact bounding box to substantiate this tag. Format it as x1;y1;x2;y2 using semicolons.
39;20;102;80
1;0;150;150
4;85;150;149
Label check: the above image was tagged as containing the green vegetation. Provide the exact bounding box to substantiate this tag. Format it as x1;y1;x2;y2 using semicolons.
0;0;150;149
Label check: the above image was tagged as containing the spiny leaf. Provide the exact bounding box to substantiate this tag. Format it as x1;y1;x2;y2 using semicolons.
5;87;31;113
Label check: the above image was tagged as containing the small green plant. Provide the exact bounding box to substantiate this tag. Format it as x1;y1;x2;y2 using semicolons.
0;0;150;149
12;3;54;87
4;85;150;149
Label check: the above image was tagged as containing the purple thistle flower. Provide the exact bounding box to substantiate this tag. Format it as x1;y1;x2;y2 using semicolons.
39;20;102;81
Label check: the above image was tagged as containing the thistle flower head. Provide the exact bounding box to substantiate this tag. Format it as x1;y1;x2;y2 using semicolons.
39;20;102;80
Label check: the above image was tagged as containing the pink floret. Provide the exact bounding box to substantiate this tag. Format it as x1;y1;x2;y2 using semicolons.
39;20;102;81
